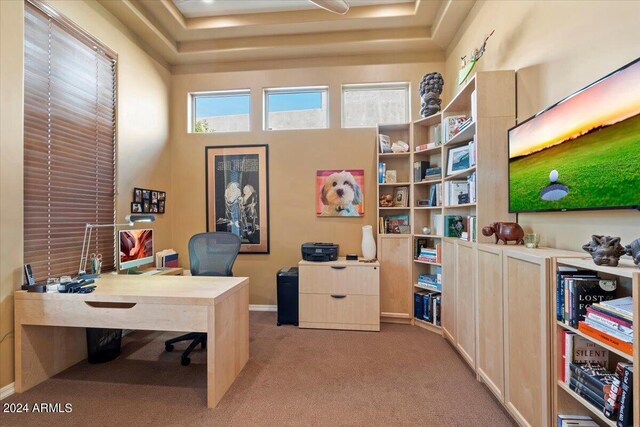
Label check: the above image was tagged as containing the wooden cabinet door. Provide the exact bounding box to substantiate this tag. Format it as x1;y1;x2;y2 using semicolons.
455;241;476;369
378;236;412;322
476;245;505;403
441;239;456;343
503;251;550;427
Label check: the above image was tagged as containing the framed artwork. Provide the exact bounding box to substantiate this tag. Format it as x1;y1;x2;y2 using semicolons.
446;145;470;175
206;145;269;254
316;169;364;217
133;187;166;214
393;186;409;207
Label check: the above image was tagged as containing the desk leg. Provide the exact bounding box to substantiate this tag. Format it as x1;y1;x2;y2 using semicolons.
15;324;86;392
207;283;250;408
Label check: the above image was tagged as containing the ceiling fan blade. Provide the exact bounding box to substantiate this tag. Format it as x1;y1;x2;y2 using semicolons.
309;0;350;15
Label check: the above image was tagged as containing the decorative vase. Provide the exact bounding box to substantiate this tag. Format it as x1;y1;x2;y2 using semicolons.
361;225;376;260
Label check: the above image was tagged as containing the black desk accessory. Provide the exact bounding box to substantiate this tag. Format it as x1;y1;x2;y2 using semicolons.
58;278;95;293
346;254;358;261
25;283;46;293
24;263;35;286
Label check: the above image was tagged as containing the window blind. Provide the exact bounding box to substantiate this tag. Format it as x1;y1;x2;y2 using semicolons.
24;1;117;281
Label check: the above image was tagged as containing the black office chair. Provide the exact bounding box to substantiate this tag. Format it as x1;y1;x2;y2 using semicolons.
164;232;241;366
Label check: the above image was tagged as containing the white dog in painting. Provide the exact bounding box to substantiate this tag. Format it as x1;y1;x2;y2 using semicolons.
320;170;362;216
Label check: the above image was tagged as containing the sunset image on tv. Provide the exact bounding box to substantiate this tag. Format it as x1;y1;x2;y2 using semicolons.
508;59;640;212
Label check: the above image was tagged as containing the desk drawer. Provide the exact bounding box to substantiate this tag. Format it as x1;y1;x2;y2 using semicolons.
299;265;379;295
299;294;379;327
16;299;208;332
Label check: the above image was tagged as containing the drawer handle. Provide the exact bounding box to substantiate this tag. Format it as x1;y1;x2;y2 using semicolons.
330;294;347;299
85;302;136;309
331;266;346;270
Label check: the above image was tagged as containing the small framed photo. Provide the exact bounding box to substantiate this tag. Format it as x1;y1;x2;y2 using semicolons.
393;186;409;207
385;170;397;184
131;202;142;213
133;188;143;203
143;200;150;213
447;145;470;176
159;200;165;213
142;189;151;201
158;191;166;201
150;203;158;213
151;191;158;203
379;134;392;154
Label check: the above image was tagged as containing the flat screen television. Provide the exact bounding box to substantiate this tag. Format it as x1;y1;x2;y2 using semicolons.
508;57;640;213
119;229;154;270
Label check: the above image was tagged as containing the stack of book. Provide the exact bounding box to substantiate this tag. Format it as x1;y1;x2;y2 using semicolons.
418;269;441;291
580;296;633;356
416;243;441;264
414;291;441;325
425;166;441;178
155;249;178;268
556;268;617;329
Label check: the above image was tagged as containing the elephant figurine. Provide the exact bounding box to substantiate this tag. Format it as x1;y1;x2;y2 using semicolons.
625;237;640;268
582;235;626;267
481;222;525;245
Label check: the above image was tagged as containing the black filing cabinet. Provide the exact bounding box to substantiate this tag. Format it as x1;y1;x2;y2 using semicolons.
276;267;299;326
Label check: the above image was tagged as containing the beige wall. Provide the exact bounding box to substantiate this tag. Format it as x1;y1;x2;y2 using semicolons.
170;62;443;305
0;0;25;390
0;0;171;388
445;0;640;251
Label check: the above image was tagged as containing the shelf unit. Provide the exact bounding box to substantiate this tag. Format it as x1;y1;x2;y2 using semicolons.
376;123;413;324
552;257;639;427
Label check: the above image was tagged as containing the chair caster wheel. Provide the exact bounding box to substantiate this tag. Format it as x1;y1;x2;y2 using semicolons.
165;344;174;352
181;357;191;366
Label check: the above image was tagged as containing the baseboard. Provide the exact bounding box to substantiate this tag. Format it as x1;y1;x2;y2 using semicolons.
249;304;277;312
0;382;15;400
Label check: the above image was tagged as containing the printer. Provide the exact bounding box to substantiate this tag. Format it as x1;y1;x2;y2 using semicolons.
301;242;339;262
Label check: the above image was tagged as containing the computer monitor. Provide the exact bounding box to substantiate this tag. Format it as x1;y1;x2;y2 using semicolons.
119;229;154;270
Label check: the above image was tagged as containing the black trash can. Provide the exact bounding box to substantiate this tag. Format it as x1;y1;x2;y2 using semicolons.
86;328;122;363
277;267;299;326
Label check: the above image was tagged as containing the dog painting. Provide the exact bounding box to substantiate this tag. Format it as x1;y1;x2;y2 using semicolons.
316;170;365;217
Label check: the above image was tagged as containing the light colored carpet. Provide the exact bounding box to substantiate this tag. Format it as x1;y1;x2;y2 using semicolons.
1;312;515;426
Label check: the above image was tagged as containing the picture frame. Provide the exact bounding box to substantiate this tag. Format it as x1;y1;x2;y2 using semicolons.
206;145;269;254
131;202;142;213
316;169;365;217
142;189;150;201
446;145;470;176
385;170;397;184
379;134;392;153
393;186;409;207
159;200;165;213
133;188;143;203
142;200;150;213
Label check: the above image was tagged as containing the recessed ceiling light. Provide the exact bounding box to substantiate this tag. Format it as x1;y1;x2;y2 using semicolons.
202;0;215;4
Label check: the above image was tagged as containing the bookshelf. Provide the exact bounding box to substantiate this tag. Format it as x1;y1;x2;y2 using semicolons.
552;257;639;427
408;70;516;334
377;123;413;324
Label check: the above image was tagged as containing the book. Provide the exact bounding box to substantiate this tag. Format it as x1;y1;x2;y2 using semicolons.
616;365;633;426
570;277;616;328
578;321;633;355
573;335;609;366
433;214;444;236
444;115;468;142
385;214;410;234
556;269;598;322
569;363;616;401
444;215;464;237
569;377;605;410
163;252;179;268
378;162;386;183
600;296;633;319
413;161;430;182
585;318;632;342
603;362;630;419
557;415;597;427
414;292;426;319
586;306;633;332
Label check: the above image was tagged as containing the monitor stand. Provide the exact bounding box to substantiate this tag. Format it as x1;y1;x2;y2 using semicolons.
126;267;143;275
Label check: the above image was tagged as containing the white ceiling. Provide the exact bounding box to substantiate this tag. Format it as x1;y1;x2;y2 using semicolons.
172;0;414;18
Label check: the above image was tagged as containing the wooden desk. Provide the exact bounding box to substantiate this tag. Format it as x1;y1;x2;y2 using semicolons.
14;274;249;408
